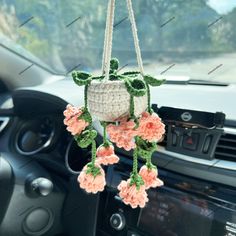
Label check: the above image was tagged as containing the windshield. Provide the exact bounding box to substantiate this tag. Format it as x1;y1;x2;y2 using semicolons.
0;0;236;83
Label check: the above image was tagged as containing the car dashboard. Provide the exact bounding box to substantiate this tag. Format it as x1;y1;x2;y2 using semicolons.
0;79;236;236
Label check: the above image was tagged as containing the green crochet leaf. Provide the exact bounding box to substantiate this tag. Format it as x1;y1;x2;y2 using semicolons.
86;163;102;177
91;75;105;81
110;58;119;71
78;108;92;124
125;78;147;97
72;71;92;86
130;173;144;190
75;130;97;148
122;71;140;78
136;137;157;158
117;75;126;81
109;73;119;81
144;75;165;86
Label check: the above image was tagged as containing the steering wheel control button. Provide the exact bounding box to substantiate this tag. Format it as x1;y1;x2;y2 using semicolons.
23;208;53;235
30;178;53;196
110;213;126;231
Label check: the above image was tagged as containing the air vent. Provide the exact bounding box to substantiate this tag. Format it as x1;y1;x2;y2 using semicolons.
159;129;236;162
15;117;56;155
215;133;236;162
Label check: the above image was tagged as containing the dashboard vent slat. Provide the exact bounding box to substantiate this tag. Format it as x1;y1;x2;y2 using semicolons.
216;144;236;151
220;137;236;143
215;133;236;162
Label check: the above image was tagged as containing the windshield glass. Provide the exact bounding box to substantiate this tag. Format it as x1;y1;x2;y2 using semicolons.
1;0;236;83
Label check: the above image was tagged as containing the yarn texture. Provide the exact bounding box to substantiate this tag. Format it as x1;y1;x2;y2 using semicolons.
64;0;166;209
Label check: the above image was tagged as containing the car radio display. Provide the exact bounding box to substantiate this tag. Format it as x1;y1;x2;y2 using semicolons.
138;188;215;236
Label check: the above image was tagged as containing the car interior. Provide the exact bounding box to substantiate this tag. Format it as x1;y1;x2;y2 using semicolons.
0;1;236;236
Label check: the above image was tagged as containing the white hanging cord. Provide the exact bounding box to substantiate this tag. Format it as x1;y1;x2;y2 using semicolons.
102;0;144;80
102;0;111;75
104;0;116;81
126;0;145;76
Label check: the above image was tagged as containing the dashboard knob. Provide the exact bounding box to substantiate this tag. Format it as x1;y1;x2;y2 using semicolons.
110;212;126;231
31;177;53;196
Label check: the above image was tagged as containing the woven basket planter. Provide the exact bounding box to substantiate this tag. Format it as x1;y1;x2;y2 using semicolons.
88;80;148;122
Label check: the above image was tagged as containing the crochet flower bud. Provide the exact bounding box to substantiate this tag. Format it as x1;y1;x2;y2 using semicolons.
63;104;89;135
118;179;148;208
107;119;137;151
139;165;163;189
96;144;119;165
137;112;165;142
78;164;106;194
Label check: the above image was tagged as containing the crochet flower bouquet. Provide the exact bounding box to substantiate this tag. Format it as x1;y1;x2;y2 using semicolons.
63;0;165;209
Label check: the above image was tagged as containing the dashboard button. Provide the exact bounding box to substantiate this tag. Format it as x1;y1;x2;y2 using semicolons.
23;208;53;235
203;135;212;153
182;133;199;151
172;132;177;146
127;231;141;236
110;213;126;231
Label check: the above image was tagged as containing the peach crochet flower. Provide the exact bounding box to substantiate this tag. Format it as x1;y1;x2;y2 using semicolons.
77;164;106;194
139;165;164;189
107;120;137;151
63;104;89;135
118;179;148;208
96;144;119;165
137;112;165;142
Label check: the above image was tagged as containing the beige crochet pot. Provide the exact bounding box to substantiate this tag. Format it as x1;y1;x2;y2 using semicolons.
88;80;147;122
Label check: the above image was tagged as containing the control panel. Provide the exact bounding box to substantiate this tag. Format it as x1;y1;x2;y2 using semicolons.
155;106;225;160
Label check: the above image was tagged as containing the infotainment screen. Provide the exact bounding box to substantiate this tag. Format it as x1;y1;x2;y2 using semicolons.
138;188;215;236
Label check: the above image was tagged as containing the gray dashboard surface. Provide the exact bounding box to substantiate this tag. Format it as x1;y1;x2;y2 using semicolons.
17;78;236;121
13;78;236;187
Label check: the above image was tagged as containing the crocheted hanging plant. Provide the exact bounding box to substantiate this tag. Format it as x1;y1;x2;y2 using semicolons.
63;0;166;208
